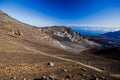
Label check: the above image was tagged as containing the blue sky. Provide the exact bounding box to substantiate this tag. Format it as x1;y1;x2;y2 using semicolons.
0;0;120;29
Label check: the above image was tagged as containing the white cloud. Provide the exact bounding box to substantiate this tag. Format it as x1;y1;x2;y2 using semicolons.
67;24;120;32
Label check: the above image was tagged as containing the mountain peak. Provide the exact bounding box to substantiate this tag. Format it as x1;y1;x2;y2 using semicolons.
42;26;82;42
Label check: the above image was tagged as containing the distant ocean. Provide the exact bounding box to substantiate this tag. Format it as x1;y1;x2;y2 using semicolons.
67;26;108;36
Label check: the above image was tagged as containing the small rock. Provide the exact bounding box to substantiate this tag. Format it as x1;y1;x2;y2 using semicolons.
5;67;8;69
101;68;105;70
11;76;17;80
48;62;54;67
23;78;27;80
95;78;99;80
20;32;23;36
91;74;97;78
80;73;86;77
90;77;99;80
48;75;56;80
90;74;99;80
82;68;87;72
62;69;67;72
79;73;83;76
101;77;108;80
41;76;47;80
66;75;71;79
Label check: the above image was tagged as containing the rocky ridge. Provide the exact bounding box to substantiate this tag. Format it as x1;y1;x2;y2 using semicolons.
41;26;83;42
0;10;60;48
41;26;100;53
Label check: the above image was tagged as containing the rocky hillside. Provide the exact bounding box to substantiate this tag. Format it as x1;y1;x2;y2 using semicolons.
41;26;100;53
0;10;100;53
0;10;59;47
0;10;119;80
42;26;83;42
102;30;120;39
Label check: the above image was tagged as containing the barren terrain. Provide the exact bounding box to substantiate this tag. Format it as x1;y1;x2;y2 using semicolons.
0;10;120;80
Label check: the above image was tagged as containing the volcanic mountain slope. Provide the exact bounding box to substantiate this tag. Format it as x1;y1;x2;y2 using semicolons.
0;10;119;80
41;26;100;53
87;30;120;47
102;30;120;39
0;10;60;48
0;10;100;53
